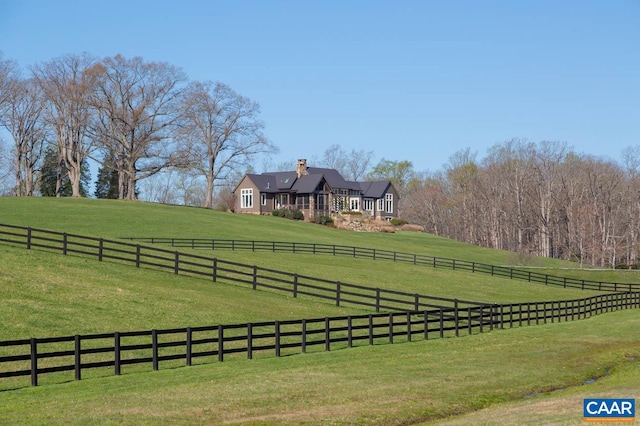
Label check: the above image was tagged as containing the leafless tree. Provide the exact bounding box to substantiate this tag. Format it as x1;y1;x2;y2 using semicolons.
90;54;187;200
31;53;98;197
0;52;18;112
176;81;275;208
1;77;47;195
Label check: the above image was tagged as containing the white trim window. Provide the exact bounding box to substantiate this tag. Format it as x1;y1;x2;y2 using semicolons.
385;193;394;213
260;193;267;206
377;199;384;213
241;188;253;209
350;197;360;211
363;198;374;212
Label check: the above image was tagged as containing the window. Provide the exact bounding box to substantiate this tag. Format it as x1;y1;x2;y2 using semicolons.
260;193;266;206
363;198;374;211
350;197;359;211
385;193;393;213
377;199;384;212
240;188;253;209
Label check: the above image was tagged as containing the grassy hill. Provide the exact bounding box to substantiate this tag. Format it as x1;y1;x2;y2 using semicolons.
0;197;638;425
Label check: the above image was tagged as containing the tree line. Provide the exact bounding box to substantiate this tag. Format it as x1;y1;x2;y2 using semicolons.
400;140;640;269
0;51;274;206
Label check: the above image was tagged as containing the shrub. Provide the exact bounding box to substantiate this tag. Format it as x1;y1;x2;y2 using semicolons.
390;218;408;226
341;211;363;215
272;208;304;220
314;215;334;226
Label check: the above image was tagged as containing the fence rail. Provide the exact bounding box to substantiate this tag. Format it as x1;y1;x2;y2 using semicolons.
0;223;484;312
1;292;638;388
123;237;640;293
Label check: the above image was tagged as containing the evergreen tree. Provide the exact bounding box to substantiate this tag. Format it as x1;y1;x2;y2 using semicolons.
39;144;90;196
94;151;119;199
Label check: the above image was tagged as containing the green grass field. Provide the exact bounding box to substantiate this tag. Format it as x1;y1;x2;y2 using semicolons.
0;197;638;425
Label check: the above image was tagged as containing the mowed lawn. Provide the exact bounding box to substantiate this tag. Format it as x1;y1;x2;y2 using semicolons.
0;197;639;424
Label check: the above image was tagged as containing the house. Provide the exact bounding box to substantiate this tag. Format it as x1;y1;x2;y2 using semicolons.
233;159;399;221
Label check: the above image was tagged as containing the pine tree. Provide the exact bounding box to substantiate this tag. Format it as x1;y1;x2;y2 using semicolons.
38;144;90;197
94;151;119;199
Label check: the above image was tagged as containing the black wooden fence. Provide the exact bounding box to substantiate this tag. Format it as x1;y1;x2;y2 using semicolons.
0;223;484;311
123;237;640;293
2;292;638;388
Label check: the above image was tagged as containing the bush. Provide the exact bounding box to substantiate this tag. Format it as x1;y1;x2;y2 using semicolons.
272;208;304;220
390;218;408;226
313;215;334;226
341;211;363;215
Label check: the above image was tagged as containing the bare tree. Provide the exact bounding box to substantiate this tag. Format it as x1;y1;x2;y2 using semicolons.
90;54;187;200
31;53;97;197
0;52;18;112
1;77;47;195
176;81;275;208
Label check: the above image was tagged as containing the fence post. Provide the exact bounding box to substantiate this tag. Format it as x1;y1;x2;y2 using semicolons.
454;300;459;337
424;311;429;340
336;282;341;307
406;312;412;342
152;329;159;371
467;308;472;335
325;318;331;351
489;305;494;331
479;307;484;333
136;245;141;268
186;327;193;366
218;325;224;362
439;308;444;338
174;252;179;275
252;266;258;290
414;294;419;311
27;227;32;249
293;274;298;298
375;288;381;312
75;335;81;381
369;314;374;345
347;317;353;348
63;233;68;255
275;321;281;357
114;332;121;376
30;338;38;386
301;320;307;354
247;323;253;360
212;259;217;282
388;313;394;344
99;238;104;261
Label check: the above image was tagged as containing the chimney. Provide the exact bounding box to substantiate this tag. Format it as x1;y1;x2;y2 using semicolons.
296;159;308;178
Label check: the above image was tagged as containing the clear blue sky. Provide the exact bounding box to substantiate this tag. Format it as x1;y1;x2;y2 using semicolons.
1;0;638;173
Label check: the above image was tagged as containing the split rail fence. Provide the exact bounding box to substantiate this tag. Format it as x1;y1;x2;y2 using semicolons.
2;292;638;387
2;223;640;388
125;237;640;293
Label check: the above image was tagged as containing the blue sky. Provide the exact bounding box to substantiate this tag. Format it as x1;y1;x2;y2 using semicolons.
1;0;638;173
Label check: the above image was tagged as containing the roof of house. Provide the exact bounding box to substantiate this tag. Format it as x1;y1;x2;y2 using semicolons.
236;165;396;198
360;181;392;198
291;173;325;193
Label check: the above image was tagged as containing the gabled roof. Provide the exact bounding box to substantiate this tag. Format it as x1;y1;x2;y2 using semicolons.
291;174;325;193
307;167;350;190
264;171;297;190
244;174;278;193
360;181;392;198
235;164;396;199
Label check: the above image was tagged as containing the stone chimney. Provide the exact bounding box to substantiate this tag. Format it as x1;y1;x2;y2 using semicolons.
296;159;308;178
